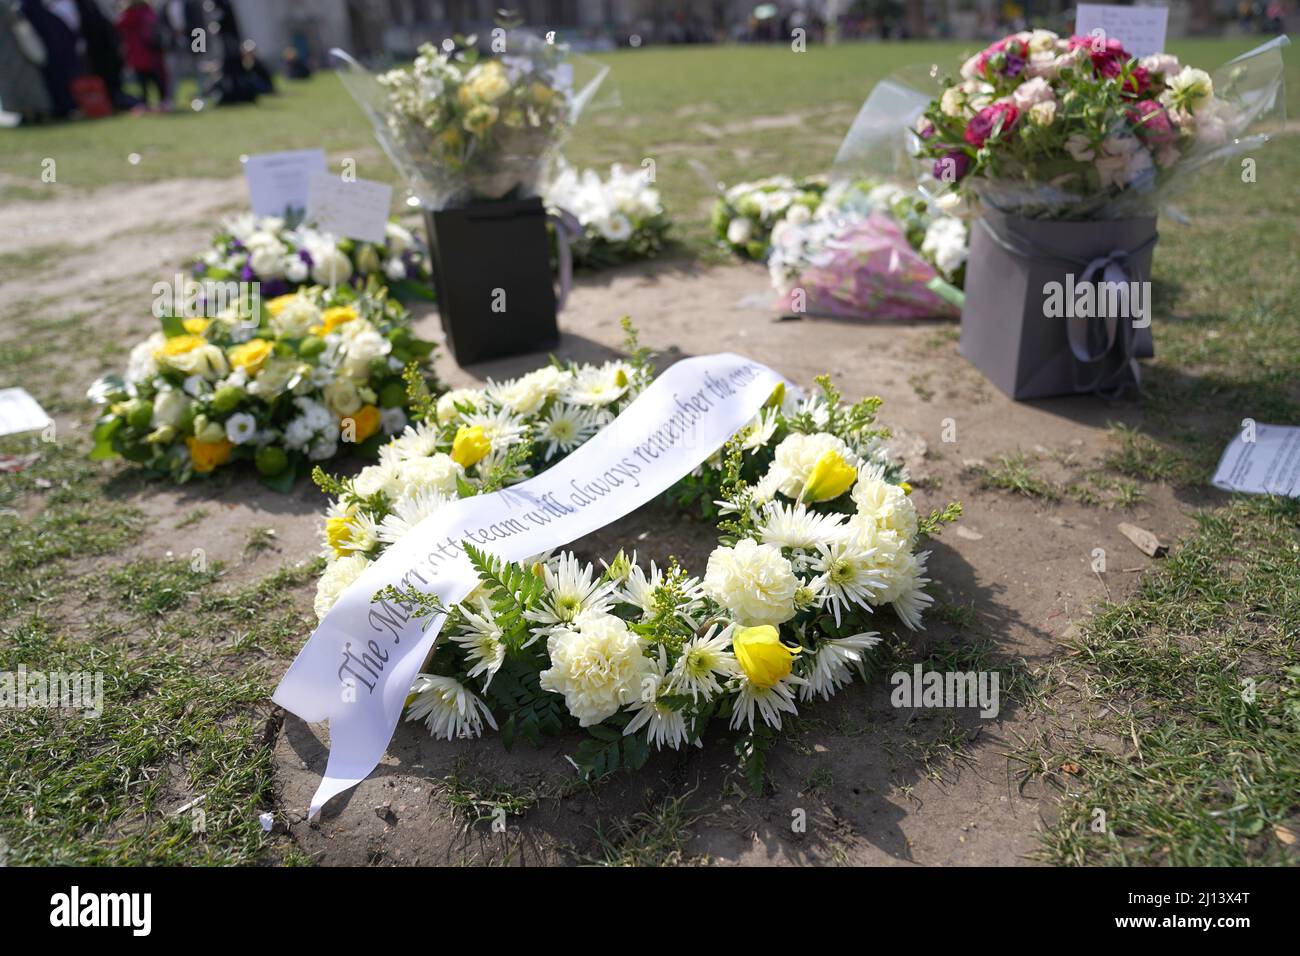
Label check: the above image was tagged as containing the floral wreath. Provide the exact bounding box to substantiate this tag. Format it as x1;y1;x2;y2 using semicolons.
311;322;960;787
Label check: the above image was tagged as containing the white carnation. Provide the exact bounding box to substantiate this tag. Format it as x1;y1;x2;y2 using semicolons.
395;453;463;497
703;538;797;627
765;431;855;499
314;554;371;620
539;611;653;727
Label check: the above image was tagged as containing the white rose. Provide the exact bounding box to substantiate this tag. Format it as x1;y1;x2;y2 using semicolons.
311;248;354;285
539;611;653;726
249;245;285;278
322;377;363;416
703;538;797;627
726;217;753;246
152;388;190;428
271;297;321;338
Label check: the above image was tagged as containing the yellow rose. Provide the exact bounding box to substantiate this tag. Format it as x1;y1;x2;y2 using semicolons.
451;424;491;467
801;450;857;503
264;293;301;317
343;404;382;444
312;305;358;336
229;338;275;374
732;625;801;689
185;436;233;473
154;334;206;359
182;317;210;335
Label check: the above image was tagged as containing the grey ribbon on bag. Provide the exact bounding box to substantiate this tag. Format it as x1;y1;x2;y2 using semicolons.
549;207;583;312
976;218;1158;397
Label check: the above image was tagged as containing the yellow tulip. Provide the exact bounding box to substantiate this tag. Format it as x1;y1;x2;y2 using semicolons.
185;436;233;474
732;625;801;689
451;424;491;467
326;514;355;556
801;450;857;503
229;338;274;374
764;381;785;409
900;481;913;496
344;404;382;444
182;317;210;335
312;305;358;336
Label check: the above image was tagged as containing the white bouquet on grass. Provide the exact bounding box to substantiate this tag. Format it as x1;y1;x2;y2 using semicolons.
544;161;672;267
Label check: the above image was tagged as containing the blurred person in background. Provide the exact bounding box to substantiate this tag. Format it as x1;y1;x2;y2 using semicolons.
74;0;131;109
116;0;169;110
21;0;78;116
162;0;205;103
0;0;52;124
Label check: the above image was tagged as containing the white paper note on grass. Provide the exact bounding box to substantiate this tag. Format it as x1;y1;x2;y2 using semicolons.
305;172;392;244
244;149;328;218
1211;423;1300;497
1075;4;1169;58
0;388;52;437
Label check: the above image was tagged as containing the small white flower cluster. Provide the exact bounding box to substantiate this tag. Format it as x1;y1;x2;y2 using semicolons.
712;174;828;260
544;162;671;265
194;214;425;289
313;357;650;620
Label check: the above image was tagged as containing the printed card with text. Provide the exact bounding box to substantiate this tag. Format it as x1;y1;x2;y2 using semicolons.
304;172;393;245
1075;3;1169;58
243;148;328;218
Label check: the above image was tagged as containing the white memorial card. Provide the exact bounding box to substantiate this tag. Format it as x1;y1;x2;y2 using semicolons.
1211;423;1300;497
0;387;52;437
243;148;328;218
1075;4;1169;58
305;172;392;245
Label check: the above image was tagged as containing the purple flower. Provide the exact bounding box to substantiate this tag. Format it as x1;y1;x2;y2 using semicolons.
932;150;971;182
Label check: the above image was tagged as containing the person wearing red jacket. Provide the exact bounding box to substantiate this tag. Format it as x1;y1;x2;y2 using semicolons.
115;0;169;109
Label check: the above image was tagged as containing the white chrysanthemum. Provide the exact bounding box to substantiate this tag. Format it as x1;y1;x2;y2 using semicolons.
485;365;567;416
448;607;507;689
730;670;805;731
851;475;918;544
436;387;486;423
801;631;881;701
765;431;856;499
619;560;705;626
564;362;633;407
395;452;463;497
755;500;849;555
623;648;693;750
538;611;653;727
874;545;933;631
406;674;497;740
461;406;527;448
735;407;779;451
539;402;601;460
666;624;738;703
703;538;797;627
378;421;441;464
526;552;617;636
808;538;887;626
377;489;452;544
352;459;404;500
313;553;371;620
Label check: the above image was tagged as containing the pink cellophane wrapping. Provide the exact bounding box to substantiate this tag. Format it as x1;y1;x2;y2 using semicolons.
775;213;957;320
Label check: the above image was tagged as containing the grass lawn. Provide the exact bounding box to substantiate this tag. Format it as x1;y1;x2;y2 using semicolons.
0;38;1297;866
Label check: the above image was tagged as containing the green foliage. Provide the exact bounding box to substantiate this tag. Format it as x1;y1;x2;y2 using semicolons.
463;542;545;645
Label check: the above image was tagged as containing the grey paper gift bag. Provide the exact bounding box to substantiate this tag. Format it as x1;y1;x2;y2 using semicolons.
959;210;1158;400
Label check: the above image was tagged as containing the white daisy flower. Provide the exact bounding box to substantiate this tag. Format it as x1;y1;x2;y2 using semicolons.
485;365;567;416
377;489;452;544
564;362;633;407
623;648;694;751
755;500;848;556
461;406;527;448
406;674;497;740
448;607;507;689
808;538;887;626
801;631;881;701
729;670;805;732
224;412;257;445
378;421;441;464
735;407;779;451
539;402;602;460
435;387;486;424
666;624;738;703
619;560;705;626
524;552;618;637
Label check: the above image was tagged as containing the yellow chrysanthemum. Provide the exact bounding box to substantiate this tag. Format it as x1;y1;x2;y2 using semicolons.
732;625;801;690
451;424;491;467
185;436;233;473
228;338;274;374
